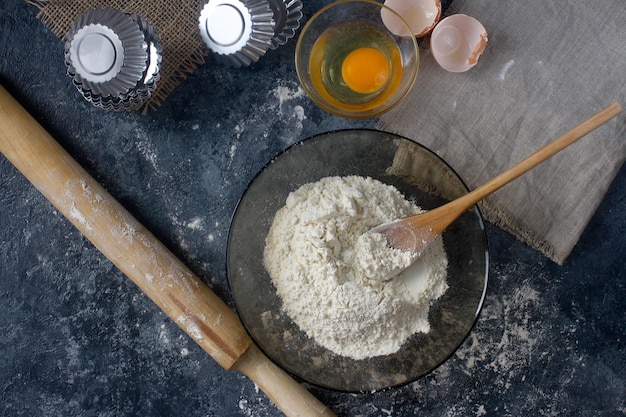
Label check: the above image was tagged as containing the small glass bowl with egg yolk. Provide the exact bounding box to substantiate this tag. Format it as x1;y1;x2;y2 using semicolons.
295;0;419;119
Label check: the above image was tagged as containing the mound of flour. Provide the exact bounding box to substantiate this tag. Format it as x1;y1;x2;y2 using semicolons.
263;176;448;360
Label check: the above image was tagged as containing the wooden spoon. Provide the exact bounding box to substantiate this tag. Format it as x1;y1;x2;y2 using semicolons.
371;102;622;257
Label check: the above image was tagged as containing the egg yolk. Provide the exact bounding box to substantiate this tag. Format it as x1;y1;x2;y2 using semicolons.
341;47;391;94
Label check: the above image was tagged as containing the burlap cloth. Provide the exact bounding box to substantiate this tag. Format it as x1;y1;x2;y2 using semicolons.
378;0;626;264
27;0;209;112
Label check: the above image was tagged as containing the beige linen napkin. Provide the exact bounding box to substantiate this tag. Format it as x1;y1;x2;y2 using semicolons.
377;0;626;264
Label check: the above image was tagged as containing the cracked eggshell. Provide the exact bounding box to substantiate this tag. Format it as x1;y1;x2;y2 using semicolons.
381;0;441;38
430;14;488;72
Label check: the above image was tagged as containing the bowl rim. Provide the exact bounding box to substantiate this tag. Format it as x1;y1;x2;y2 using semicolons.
295;0;420;119
226;128;490;392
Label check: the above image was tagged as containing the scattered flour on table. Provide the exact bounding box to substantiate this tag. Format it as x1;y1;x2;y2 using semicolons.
263;176;448;360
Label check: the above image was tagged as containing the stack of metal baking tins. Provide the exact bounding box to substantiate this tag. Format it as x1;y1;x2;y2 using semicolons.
198;0;303;67
65;7;162;111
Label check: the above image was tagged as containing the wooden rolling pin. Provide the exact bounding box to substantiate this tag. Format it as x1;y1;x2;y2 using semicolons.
0;85;335;417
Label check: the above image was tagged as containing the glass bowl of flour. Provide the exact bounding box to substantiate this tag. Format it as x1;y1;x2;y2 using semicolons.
227;129;488;392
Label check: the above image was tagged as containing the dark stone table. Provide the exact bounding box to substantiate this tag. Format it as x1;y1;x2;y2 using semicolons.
1;0;624;416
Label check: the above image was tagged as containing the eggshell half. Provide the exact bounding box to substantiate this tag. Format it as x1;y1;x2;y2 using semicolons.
381;0;442;38
430;14;488;72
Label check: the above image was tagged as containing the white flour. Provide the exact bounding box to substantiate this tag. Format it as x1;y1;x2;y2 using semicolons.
263;176;448;360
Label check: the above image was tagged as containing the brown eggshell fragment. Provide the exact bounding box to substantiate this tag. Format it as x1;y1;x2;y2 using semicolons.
430;14;488;72
381;0;442;38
